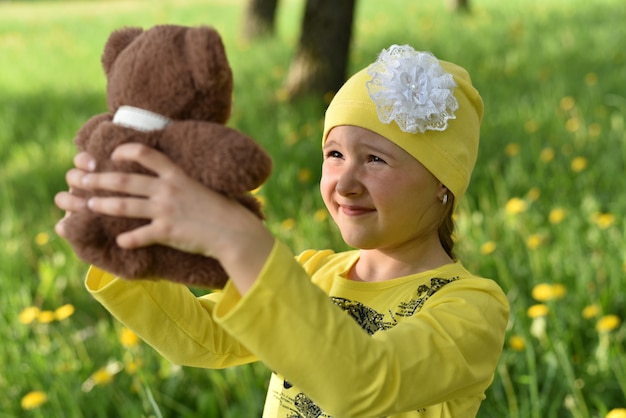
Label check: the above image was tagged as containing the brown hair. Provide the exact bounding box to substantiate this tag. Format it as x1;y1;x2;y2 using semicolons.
437;193;456;259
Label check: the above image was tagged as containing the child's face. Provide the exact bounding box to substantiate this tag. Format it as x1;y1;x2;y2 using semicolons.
321;125;445;251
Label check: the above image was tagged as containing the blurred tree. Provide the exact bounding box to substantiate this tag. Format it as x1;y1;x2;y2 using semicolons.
283;0;356;99
242;0;280;40
446;0;470;12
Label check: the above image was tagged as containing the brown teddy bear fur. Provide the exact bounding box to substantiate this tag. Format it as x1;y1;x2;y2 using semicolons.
61;25;273;289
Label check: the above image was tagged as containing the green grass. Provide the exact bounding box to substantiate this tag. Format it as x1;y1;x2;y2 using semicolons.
1;0;625;416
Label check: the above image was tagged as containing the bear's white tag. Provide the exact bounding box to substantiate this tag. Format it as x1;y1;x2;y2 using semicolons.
113;106;171;131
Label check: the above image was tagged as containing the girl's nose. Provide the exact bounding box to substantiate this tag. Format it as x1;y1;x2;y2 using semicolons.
335;164;363;197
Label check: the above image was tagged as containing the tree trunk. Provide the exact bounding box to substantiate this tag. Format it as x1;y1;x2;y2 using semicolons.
446;0;470;12
241;0;279;40
284;0;356;99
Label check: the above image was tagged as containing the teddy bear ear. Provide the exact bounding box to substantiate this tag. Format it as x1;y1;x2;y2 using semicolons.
185;26;233;92
101;27;144;75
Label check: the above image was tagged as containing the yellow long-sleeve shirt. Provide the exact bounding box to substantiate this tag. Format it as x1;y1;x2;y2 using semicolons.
86;240;508;417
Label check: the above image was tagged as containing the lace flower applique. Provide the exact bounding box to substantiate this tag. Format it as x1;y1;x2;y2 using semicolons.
366;45;459;134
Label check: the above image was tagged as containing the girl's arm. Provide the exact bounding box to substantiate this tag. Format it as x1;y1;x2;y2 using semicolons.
84;266;258;368
212;241;509;417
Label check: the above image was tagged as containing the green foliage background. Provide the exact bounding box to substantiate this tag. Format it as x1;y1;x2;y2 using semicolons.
1;0;624;416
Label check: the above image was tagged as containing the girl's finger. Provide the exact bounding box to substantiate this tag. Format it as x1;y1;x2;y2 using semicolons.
111;143;181;179
81;171;158;197
87;195;155;219
54;191;87;213
115;223;159;249
74;152;96;171
66;168;89;189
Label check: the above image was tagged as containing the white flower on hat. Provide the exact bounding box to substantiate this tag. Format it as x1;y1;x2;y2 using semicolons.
366;45;459;134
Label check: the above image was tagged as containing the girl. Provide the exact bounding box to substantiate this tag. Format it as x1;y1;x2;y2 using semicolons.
55;45;508;418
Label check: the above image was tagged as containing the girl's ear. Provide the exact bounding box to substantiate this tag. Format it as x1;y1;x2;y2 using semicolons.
437;184;448;200
101;27;143;76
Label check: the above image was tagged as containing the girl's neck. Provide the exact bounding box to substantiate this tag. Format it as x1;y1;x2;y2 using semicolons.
349;241;453;283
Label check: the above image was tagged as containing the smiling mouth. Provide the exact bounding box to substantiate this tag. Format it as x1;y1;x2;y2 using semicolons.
339;205;375;216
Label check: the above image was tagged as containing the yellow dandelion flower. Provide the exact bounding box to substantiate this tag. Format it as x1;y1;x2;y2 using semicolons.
540;147;555;162
524;120;538;134
119;327;140;348
313;209;328;223
20;390;48;410
505;143;520;157
584;72;598;86
607;408;626;418
54;304;75;321
527;187;541;202
549;208;566;224
588;123;602;138
509;335;526;352
565;117;581;133
250;186;262;195
505;197;527;215
596;315;621;333
571;156;588;173
527;304;549;318
480;241;497;255
531;283;550;301
592;212;615;229
298;168;312;183
34;232;49;246
532;283;566;302
82;362;123;392
37;310;56;324
92;367;115;385
19;306;41;325
560;96;575;111
281;218;296;231
582;304;601;319
526;234;543;250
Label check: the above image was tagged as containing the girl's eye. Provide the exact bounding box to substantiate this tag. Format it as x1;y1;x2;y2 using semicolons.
369;155;386;163
325;150;343;159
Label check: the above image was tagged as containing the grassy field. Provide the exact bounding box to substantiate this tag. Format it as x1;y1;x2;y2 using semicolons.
1;0;625;416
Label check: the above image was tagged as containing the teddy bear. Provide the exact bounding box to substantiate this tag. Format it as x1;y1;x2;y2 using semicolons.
61;24;273;289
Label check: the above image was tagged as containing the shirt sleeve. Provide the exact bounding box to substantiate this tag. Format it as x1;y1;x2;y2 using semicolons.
214;240;509;417
85;267;257;369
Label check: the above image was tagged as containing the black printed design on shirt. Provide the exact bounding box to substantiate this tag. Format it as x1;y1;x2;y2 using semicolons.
330;297;394;335
331;277;459;334
396;277;459;317
277;386;329;418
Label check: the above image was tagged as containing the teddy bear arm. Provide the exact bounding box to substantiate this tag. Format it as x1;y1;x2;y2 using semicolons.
75;113;113;151
161;122;273;193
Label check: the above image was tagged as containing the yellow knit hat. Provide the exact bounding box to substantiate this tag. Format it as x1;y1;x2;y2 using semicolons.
323;45;483;202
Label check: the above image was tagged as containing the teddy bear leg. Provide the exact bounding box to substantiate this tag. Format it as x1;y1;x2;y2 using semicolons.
62;211;155;279
152;246;230;289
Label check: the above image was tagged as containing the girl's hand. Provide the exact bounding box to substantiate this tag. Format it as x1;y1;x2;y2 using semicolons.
57;143;274;295
54;152;97;237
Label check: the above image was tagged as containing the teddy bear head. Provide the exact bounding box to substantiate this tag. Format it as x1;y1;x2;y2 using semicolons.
101;24;233;124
